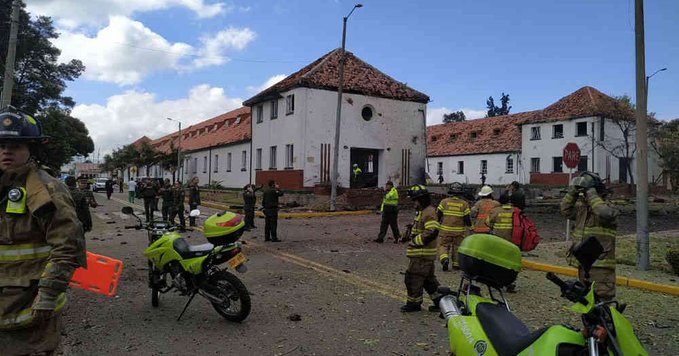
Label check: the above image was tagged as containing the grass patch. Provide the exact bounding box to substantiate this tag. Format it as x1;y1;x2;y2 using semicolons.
616;234;677;273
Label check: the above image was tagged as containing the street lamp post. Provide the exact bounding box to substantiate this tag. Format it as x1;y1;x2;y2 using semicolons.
645;67;667;104
330;3;363;212
167;118;182;183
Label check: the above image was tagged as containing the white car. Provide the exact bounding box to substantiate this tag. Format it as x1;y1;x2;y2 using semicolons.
92;178;109;192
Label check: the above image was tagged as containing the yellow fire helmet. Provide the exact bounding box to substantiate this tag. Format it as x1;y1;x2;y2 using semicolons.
203;211;245;245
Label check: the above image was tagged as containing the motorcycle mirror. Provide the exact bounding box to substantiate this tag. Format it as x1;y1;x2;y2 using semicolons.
189;209;200;217
121;206;134;215
570;236;604;275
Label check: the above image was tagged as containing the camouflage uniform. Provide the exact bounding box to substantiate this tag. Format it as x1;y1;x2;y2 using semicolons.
169;185;186;227
0;163;87;355
68;186;92;233
404;205;442;308
561;187;618;301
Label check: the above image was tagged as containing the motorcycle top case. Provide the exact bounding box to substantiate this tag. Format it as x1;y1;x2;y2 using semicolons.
203;211;245;245
458;234;522;288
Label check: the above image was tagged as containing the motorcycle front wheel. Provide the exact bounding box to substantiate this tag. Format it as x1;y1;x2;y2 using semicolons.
207;270;251;322
148;260;160;307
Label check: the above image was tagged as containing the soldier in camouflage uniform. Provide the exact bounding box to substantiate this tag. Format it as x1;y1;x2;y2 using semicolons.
65;177;92;233
169;181;186;228
77;178;98;232
0;107;87;355
160;179;174;222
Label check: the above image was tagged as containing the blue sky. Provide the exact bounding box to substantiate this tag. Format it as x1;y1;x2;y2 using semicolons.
25;0;678;156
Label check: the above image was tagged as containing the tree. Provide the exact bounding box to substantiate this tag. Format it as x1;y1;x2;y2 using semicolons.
595;95;642;185
443;111;466;123
653;119;679;192
1;0;91;168
486;93;511;117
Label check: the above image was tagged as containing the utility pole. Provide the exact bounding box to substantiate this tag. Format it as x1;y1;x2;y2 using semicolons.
635;0;650;270
1;0;21;109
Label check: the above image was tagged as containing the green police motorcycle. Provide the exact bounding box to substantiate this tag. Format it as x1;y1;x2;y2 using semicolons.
438;234;647;356
122;207;251;322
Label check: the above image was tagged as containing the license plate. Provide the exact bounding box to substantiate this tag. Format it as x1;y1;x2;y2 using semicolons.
227;252;246;269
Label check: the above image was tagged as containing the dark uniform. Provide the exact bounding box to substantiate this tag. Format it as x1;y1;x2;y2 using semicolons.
262;186;283;242
188;183;201;227
169;184;186;228
80;187;97;232
561;178;618;301
243;184;260;230
140;181;158;223
69;186;92;233
160;182;174;222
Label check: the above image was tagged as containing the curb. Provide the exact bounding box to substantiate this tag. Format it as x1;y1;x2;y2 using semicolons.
522;260;679;296
200;201;374;219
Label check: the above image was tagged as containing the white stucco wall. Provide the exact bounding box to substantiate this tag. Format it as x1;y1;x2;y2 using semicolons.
429;152;521;185
520;116;661;183
251;87;427;188
179;142;251;188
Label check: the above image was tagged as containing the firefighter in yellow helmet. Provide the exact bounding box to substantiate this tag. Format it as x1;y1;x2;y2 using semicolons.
436;182;471;271
561;172;618;301
0;107;86;355
470;185;500;233
401;185;442;312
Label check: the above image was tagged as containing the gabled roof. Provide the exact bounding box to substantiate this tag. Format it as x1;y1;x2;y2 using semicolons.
150;107;251;154
243;48;429;106
538;86;635;123
131;136;151;149
427;111;542;157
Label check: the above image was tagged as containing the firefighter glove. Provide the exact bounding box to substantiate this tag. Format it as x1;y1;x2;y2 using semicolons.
31;288;59;322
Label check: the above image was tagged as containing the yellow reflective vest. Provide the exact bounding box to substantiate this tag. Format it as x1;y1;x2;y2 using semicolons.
380;187;399;212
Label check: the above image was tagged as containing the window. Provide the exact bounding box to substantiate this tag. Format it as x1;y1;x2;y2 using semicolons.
530;158;540;173
226;153;232;172
256;104;263;123
193;158;198;174
553;157;563;173
480;160;488;174
552;124;563;139
214;154;219;173
241;151;247;171
437;162;443;175
269;146;277;169
457;161;464;174
530;127;541;140
361;106;373;121
493;128;501;136
286;94;295;115
285;144;294;169
431;135;438;142
599;119;605;141
235;116;241;124
367;154;374;173
255;148;262;170
203;156;207;173
270;100;278;120
506;156;514;173
470;132;478;140
577;155;588;172
576;122;588;137
185;158;189;174
448;134;457;142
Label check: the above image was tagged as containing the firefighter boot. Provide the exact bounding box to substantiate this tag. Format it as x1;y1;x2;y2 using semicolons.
428;297;442;312
400;302;422;313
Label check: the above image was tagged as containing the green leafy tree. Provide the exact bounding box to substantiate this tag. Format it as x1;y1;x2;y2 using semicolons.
486;93;511;117
35;107;94;171
653;119;679;192
443;111;466;123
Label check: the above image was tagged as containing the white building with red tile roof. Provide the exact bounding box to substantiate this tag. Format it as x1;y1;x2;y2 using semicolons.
427;86;662;186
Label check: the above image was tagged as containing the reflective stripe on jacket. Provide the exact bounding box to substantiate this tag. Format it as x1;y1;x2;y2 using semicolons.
486;204;514;241
437;197;470;236
0;292;66;330
471;198;500;233
380;187;399;212
407;206;439;260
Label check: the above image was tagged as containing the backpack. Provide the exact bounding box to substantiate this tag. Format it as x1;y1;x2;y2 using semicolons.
511;208;540;251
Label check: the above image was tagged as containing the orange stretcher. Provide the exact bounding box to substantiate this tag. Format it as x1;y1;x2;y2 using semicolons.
70;252;123;297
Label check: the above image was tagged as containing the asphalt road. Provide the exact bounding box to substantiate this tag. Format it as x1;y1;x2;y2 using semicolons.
59;192;678;355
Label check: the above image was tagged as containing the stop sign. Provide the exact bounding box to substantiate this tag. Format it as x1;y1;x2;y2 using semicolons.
563;143;581;169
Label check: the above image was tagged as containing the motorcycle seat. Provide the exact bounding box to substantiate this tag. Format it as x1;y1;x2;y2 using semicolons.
173;238;214;259
476;302;548;356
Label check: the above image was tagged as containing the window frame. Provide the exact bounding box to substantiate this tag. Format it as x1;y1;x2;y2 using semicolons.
553;156;563;173
530;157;540;173
269;146;277;170
241;150;247;171
530;126;541;140
506;156;514;174
285;144;294;169
437;162;443;175
255;148;262;170
552;124;564;139
285;94;295;115
270;100;278;120
214;154;219;173
457;161;464;175
575;122;588;137
480;160;488;174
256;104;263;123
226;152;232;172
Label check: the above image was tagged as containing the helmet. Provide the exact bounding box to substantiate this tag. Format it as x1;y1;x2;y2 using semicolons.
353;164;358;168
447;182;464;195
203;211;245;245
0;106;48;143
571;172;602;190
478;185;493;197
407;184;429;199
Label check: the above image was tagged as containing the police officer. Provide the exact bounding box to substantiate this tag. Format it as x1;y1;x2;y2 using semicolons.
0;107;87;355
262;180;283;242
169;181;186;228
140;178;158;223
437;182;471;271
375;181;400;243
160;179;174;222
561;172;618;301
401;185;442;312
243;184;262;231
187;176;201;226
65;176;92;233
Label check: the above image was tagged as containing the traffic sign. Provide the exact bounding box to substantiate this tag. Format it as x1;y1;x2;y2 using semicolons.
563;143;581;169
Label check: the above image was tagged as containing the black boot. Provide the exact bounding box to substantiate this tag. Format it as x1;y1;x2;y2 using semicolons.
400;303;422;313
373;237;384;243
428;297;442;312
441;259;449;272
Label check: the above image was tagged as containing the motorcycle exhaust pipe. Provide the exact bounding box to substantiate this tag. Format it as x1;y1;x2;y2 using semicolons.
439;295;461;320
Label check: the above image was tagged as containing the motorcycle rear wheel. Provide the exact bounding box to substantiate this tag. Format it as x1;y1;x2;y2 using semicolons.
207;270;251;322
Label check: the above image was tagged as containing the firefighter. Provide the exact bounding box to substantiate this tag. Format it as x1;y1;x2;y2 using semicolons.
375;181;400;243
485;193;518;293
437;182;471;271
160;179;174;222
401;185;442;313
471;185;500;233
0;107;87;355
169;180;186;228
65;176;92;233
560;172;618;301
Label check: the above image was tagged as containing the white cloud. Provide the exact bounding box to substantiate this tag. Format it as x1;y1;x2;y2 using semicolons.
246;74;287;94
53;17;256;85
27;0;228;27
192;27;257;68
72;85;243;154
426;107;486;126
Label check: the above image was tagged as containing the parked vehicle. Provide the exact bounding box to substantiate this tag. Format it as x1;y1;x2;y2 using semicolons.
92;177;109;192
122;207;251;322
438;234;647;356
